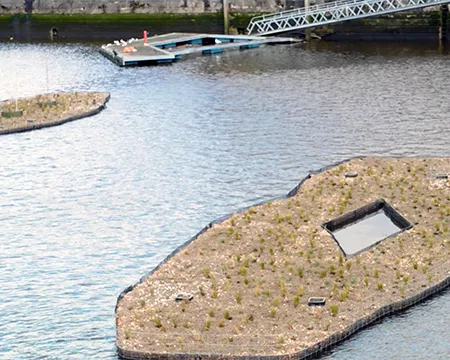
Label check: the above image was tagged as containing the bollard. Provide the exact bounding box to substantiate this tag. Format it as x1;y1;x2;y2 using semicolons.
143;30;148;44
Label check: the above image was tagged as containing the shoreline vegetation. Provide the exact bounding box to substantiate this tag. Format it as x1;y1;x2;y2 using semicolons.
116;157;450;358
0;92;110;135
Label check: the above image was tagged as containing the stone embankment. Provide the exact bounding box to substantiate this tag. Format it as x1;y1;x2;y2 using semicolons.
0;92;110;135
116;157;450;359
0;0;275;14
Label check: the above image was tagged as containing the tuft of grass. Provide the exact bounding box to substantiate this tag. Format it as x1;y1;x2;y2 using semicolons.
202;268;212;278
224;311;232;320
269;308;276;318
330;304;339;316
340;289;349;302
211;290;218;299
152;317;162;328
377;283;384;291
293;296;300;308
235;292;242;304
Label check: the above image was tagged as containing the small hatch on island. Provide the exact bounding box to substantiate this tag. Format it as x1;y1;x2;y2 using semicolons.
308;297;326;306
175;293;193;302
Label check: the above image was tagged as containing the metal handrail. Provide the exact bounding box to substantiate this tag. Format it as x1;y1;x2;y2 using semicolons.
247;0;450;35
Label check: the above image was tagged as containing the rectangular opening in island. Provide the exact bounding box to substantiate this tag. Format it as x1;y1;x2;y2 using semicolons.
322;199;412;258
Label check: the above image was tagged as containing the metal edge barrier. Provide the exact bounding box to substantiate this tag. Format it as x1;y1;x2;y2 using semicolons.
116;155;450;359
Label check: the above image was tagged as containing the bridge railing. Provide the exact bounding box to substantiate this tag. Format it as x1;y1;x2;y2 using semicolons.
248;0;363;25
247;0;449;35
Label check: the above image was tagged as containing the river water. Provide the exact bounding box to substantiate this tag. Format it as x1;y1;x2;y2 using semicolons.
0;41;449;359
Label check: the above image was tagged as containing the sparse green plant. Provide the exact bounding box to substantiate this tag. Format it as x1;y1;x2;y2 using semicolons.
205;319;212;330
364;277;369;286
202;268;211;278
340;289;349;302
298;286;304;297
297;267;304;278
269;308;276;318
293;296;300;308
224;311;232;320
403;276;409;284
413;263;418;270
339;255;344;266
273;298;280;307
236;292;242;304
124;328;131;340
330;304;339;316
329;265;336;274
421;228;427;238
244;278;249;285
373;269;379;278
218;321;224;328
346;261;351;270
239;267;247;276
320;269;327;278
152;317;162;328
211;290;218;299
396;270;401;280
208;309;215;317
377;283;384;291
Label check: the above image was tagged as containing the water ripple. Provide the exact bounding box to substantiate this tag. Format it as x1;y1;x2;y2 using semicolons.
0;41;449;359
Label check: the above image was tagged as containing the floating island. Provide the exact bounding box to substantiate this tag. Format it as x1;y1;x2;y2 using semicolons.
116;157;450;359
0;92;110;135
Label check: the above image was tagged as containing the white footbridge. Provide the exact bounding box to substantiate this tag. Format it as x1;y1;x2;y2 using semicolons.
247;0;449;36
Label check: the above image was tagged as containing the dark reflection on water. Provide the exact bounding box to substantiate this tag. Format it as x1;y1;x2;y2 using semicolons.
0;41;449;359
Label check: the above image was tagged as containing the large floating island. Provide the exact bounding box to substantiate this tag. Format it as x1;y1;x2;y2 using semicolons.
116;157;450;359
0;92;110;135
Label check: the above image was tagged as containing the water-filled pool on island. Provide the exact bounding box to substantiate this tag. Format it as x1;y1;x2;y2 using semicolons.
332;210;402;256
323;200;412;257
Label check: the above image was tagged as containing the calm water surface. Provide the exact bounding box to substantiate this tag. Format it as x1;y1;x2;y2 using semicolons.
0;41;449;359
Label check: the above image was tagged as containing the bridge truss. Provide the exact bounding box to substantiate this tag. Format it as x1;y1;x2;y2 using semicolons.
247;0;450;36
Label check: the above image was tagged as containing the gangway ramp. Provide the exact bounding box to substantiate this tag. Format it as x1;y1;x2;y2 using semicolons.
247;0;450;36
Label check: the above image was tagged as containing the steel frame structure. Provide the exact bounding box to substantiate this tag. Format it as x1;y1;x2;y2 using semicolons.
247;0;450;35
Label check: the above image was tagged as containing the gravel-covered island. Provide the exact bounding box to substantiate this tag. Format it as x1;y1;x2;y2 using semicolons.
116;157;450;359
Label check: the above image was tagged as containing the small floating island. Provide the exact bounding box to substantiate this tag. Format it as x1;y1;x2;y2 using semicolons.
0;92;110;135
117;157;450;359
